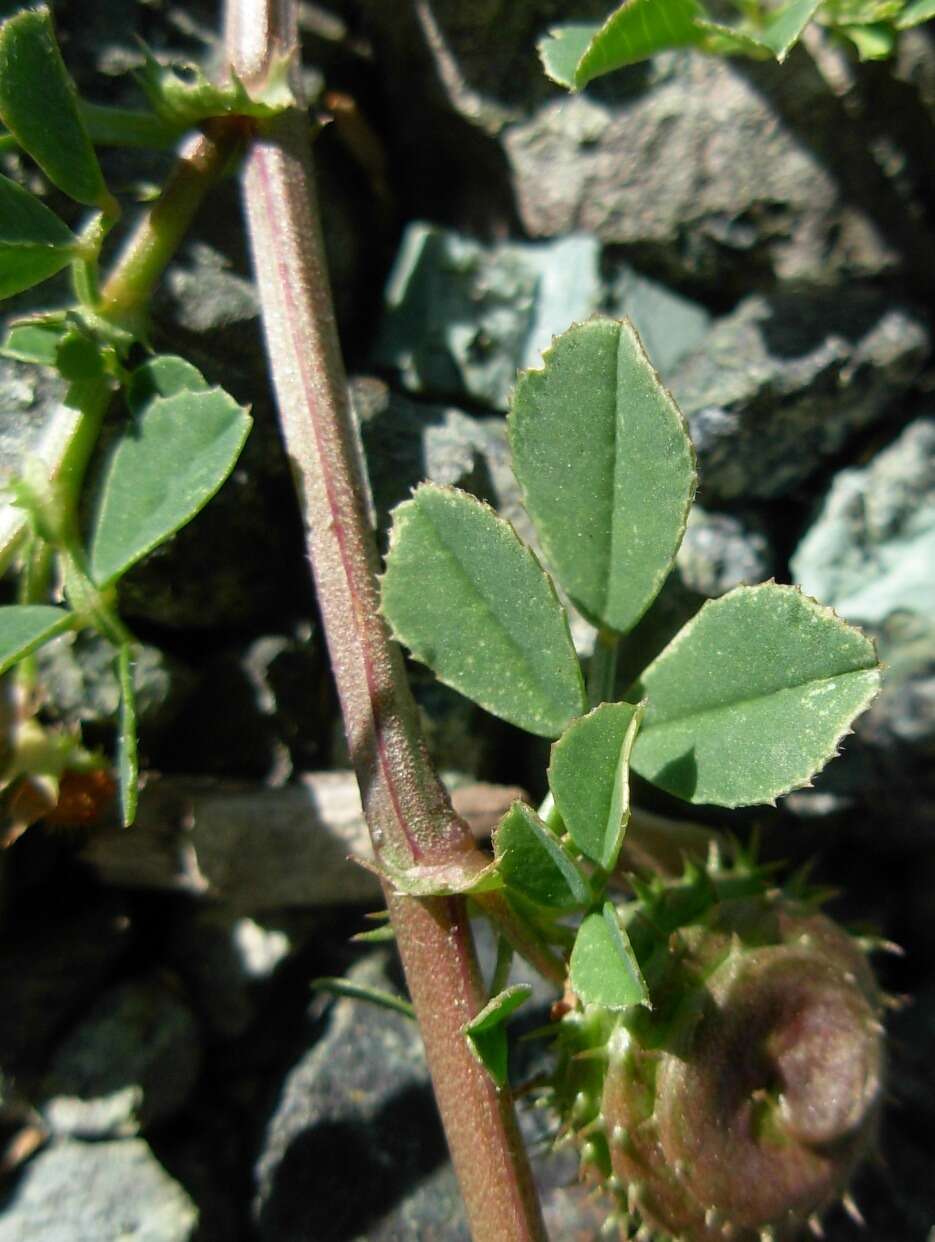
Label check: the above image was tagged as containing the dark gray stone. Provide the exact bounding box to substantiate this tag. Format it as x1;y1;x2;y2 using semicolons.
675;505;774;599
503;50;900;289
153;627;329;780
669;292;929;500
252;949;584;1241
253;952;450;1241
0;1139;198;1242
166;907;297;1039
372;223;711;413
39;977;202;1139
36;631;196;752
0;905;132;1073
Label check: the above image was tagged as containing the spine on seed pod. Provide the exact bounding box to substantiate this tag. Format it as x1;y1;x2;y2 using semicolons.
550;848;885;1242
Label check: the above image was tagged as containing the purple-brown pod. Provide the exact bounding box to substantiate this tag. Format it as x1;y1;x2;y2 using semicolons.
551;855;885;1241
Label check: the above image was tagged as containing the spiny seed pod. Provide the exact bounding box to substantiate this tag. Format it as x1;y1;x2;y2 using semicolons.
551;853;884;1241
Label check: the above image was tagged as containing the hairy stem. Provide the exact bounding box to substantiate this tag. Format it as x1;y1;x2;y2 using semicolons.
98;119;243;334
226;2;548;1237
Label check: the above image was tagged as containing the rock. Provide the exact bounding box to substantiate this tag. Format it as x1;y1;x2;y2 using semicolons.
35;630;196;755
669;291;929;500
792;418;935;760
38;977;201;1139
252;950;577;1241
675;505;774;599
165;907;297;1039
372;223;711;412
606;260;711;377
80;773;524;909
503;50;903;290
0;905;132;1073
363;2;909;290
373;225;603;410
152;629;328;782
0;1138;198;1242
252;952;446;1241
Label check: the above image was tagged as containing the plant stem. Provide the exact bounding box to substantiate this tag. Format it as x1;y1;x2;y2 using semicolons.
226;3;548;1238
98;119;243;335
588;627;619;708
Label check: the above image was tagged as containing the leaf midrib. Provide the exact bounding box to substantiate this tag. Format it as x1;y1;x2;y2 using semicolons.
639;663;879;734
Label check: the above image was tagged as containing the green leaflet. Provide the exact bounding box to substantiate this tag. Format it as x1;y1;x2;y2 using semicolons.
839;22;896;55
570;903;650;1011
539;0;705;91
697;0;822;61
897;0;935;25
464;984;533;1088
0;173;80;298
539;0;829;89
510;318;695;636
493;801;592;910
630;584;882;807
0;604;74;675
381;484;585;738
537;23;603;89
117;642;138;826
0;7;110;208
548;701;644;871
87;357;252;588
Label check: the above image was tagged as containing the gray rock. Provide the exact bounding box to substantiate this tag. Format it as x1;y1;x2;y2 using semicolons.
0;357;67;492
166;907;297;1039
372;223;711;413
374;225;602;410
606;261;711;377
36;630;196;751
502;51;898;288
253;952;444;1241
675;505;774;599
669;292;929;500
0;906;132;1072
39;977;201;1139
792;418;935;758
0;1139;198;1242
